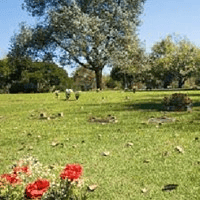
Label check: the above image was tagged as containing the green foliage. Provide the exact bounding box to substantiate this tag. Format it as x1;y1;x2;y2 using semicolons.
105;77;118;89
149;35;200;88
42;179;87;200
73;67;96;91
29;61;71;93
110;28;147;89
0;58;12;92
1;55;72;93
110;66;139;89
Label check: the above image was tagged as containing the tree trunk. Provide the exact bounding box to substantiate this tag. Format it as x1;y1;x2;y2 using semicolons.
95;68;102;90
163;81;170;89
123;74;127;89
163;73;174;88
178;78;185;88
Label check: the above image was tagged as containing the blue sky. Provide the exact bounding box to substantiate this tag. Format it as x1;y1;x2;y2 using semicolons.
139;0;200;52
1;0;200;75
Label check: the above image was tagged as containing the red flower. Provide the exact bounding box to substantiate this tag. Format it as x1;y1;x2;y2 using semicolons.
25;179;50;199
0;173;21;185
13;166;31;176
60;164;83;181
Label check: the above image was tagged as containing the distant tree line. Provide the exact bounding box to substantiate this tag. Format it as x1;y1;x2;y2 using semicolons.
6;1;200;90
110;34;200;89
0;56;73;93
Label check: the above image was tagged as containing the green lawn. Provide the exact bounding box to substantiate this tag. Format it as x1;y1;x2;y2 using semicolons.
0;90;200;199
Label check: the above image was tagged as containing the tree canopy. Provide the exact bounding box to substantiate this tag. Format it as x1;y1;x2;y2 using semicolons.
110;28;147;89
73;66;96;91
110;34;200;89
149;35;200;88
8;0;146;90
0;58;11;91
0;57;72;93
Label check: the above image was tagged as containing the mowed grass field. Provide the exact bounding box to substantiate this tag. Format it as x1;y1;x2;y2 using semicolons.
0;90;200;199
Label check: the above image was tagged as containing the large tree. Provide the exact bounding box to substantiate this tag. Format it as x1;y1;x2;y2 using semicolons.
8;0;146;90
149;35;200;88
110;27;147;89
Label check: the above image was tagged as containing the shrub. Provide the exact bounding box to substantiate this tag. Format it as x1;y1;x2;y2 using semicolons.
105;78;118;89
162;93;192;111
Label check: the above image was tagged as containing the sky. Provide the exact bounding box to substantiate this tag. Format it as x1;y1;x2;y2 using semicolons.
138;0;200;52
1;0;200;75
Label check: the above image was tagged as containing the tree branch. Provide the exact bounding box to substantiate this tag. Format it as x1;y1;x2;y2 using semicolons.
51;35;94;70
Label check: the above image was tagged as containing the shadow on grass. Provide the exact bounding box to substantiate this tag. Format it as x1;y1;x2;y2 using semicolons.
82;100;200;113
192;102;200;107
82;101;163;112
188;93;200;97
129;102;163;111
60;99;77;101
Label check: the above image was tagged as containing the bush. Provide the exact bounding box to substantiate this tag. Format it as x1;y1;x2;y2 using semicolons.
105;78;117;89
162;93;192;111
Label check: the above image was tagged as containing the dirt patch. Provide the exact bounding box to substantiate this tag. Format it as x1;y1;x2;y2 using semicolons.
88;115;118;124
28;111;64;120
148;116;176;124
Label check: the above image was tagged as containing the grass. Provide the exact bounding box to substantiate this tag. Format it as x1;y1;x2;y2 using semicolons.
0;90;200;199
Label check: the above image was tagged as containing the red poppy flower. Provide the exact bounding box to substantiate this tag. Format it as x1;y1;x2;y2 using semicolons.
0;173;21;185
25;179;50;199
60;164;83;181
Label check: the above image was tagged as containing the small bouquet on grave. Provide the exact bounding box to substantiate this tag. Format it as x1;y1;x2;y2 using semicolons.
75;91;81;100
65;89;73;100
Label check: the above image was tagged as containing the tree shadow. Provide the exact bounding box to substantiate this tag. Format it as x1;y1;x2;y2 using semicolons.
129;102;163;111
192;102;200;107
83;101;163;112
82;99;200;113
188;94;200;97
